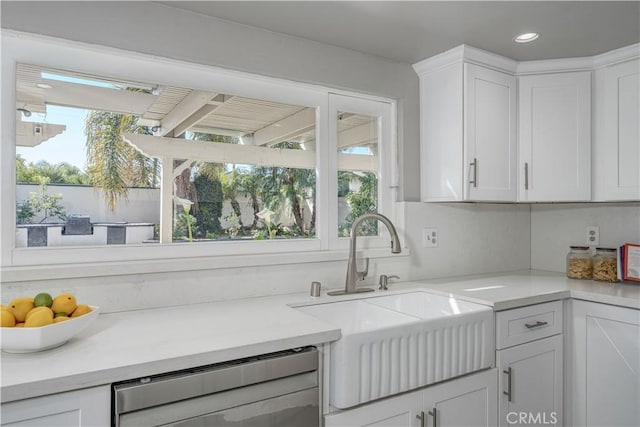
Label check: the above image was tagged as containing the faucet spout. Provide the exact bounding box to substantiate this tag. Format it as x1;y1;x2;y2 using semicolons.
328;213;402;296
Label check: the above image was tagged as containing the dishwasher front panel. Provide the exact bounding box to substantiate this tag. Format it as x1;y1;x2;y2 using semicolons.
113;347;319;427
167;388;317;427
118;372;318;427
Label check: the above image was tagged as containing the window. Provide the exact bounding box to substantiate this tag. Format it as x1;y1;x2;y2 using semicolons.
1;33;399;271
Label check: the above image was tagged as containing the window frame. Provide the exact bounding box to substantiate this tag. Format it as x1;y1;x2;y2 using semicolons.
0;30;402;279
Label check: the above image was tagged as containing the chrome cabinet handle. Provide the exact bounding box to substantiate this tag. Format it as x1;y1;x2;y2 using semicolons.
524;162;529;190
428;408;437;427
525;320;548;329
503;367;513;402
469;158;477;187
416;411;425;427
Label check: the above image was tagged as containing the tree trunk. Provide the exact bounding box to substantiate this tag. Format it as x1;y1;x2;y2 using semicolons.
173;160;198;214
310;202;316;234
292;196;305;234
250;192;260;228
230;197;244;228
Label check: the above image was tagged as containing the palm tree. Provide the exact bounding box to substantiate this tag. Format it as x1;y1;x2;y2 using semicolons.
84;111;157;211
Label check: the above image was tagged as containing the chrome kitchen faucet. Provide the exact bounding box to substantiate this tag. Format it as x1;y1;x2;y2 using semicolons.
328;213;401;296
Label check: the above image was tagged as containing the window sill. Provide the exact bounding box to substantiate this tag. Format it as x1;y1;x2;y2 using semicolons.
1;247;411;283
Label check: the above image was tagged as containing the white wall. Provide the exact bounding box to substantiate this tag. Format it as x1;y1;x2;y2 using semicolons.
16;184;160;224
531;203;640;273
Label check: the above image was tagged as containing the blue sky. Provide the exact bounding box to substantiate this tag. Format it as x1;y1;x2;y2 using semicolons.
17;105;89;170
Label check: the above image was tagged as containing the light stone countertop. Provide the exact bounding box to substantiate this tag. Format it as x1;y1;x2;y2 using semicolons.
403;270;640;311
2;269;639;403
0;294;341;403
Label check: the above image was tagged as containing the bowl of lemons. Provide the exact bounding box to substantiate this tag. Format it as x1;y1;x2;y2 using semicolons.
1;293;99;353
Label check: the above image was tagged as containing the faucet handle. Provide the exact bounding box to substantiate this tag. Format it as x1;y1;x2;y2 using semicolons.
378;274;400;290
356;257;370;280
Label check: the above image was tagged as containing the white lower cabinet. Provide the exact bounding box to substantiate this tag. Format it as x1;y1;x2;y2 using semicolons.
497;335;563;426
570;300;640;427
0;386;110;427
325;368;497;427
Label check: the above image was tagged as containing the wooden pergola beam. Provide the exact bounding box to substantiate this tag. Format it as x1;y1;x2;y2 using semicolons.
158;91;220;137
123;133;377;172
37;79;157;115
253;107;315;146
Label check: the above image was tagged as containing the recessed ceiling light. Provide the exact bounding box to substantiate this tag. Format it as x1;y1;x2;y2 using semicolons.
36;83;54;89
514;32;540;43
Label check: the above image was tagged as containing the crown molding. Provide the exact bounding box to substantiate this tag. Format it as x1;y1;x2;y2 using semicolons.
516;56;595;75
414;43;640;77
592;43;640;69
413;44;518;75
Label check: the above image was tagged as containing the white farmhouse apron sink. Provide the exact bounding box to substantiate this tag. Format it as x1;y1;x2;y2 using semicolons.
297;291;494;409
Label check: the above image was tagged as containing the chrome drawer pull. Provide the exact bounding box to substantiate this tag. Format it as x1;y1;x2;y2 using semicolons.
503;367;513;402
428;408;437;427
416;411;425;427
525;320;548;329
469;158;477;187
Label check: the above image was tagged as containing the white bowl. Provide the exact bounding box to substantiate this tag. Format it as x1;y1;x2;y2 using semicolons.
1;306;100;353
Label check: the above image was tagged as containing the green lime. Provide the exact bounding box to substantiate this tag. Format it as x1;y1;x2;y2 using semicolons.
33;293;53;308
54;312;68;318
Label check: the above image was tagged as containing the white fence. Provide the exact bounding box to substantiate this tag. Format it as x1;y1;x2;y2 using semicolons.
16;184;328;230
17;184;160;224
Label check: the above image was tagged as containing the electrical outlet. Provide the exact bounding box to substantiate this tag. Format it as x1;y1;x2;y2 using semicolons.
586;226;599;246
423;228;439;248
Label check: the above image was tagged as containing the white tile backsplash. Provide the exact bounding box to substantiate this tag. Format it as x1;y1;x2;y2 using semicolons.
531;203;640;273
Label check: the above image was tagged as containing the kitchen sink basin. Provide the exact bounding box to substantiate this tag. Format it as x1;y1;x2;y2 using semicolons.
297;291;494;409
296;300;419;335
366;291;490;319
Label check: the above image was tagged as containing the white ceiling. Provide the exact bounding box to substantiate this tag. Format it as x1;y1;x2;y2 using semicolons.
159;1;640;63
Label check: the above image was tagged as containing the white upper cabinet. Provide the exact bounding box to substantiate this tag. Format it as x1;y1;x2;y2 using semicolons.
465;64;518;201
414;46;517;202
593;58;640;201
518;71;592;202
415;43;639;204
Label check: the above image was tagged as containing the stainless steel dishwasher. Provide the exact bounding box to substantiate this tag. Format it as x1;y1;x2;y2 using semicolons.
112;346;319;427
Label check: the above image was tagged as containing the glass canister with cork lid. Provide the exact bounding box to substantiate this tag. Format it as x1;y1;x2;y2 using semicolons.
566;246;593;279
592;247;619;282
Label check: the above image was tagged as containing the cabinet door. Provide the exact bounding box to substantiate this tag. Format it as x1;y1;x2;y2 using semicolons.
1;386;110;426
422;368;497;427
497;335;562;427
325;390;421;427
464;64;517;201
593;59;640;201
519;72;591;201
571;300;640;427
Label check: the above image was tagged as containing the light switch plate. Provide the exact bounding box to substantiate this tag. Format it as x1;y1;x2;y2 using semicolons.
423;228;438;248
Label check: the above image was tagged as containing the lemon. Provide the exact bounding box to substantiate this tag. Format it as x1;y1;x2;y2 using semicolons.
25;306;53;321
8;297;34;322
15;323;25;327
51;294;77;315
34;292;53;308
71;304;92;318
53;316;69;323
24;307;54;327
1;309;16;327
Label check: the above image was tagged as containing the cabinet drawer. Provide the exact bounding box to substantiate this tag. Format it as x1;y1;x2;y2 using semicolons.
496;301;563;349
